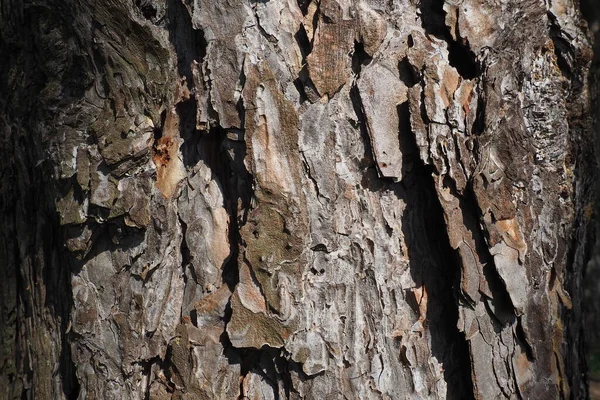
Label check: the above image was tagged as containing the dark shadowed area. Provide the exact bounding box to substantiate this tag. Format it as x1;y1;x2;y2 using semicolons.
580;0;600;396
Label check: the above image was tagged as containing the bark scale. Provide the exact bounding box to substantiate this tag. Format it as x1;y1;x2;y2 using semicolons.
0;0;595;399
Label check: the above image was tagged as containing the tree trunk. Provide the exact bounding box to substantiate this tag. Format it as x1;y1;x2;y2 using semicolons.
0;0;595;399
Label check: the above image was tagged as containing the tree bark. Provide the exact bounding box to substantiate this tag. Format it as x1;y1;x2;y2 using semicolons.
0;0;595;399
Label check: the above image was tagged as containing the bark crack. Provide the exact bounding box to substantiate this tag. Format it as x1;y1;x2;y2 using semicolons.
419;0;479;79
404;168;476;399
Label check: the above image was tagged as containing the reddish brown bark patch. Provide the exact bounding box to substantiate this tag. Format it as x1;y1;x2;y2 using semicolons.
152;136;185;198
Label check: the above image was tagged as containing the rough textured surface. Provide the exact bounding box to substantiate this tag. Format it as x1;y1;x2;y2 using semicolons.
0;0;595;399
582;0;600;391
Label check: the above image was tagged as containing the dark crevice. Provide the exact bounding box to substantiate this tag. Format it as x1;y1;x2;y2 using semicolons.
176;98;201;167
178;215;191;287
135;0;157;20
237;349;308;399
419;0;479;79
296;64;320;103
547;12;575;80
294;23;317;103
292;26;310;104
221;127;254;278
295;23;312;61
297;0;312;15
14;224;31;323
157;110;167;140
276;355;296;398
311;3;319;38
90;44;109;97
186;124;253;397
164;19;258;385
515;317;535;361
351;41;372;77
300;151;322;198
45;208;80;399
58;269;81;400
397;101;418;176
161;345;180;393
417;78;435;169
166;0;207;85
398;57;418;87
567;3;598;399
455;180;518;323
190;125;252;290
350;85;381;192
352;62;474;395
400;97;482;398
351;79;415;186
353;80;474;396
400;163;475;400
252;6;278;44
174;82;252;296
481;262;517;324
311;243;329;253
472;89;485;136
236;63;246;130
320;12;333;25
237;348;283;399
139;356;163;400
420;181;474;400
419;0;447;39
59;287;80;399
447;41;478;79
293;78;309;104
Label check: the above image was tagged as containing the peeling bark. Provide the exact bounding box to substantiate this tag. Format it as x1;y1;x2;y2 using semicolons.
0;0;595;399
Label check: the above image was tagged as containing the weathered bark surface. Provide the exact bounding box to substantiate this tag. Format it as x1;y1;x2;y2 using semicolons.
581;0;600;387
0;0;595;399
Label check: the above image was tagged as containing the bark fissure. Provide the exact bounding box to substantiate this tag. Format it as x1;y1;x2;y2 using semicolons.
405;166;476;400
167;0;207;87
419;0;478;79
547;11;575;80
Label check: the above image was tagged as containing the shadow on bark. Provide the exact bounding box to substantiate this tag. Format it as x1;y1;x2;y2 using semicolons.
399;166;475;400
419;0;478;79
166;0;206;86
350;62;474;397
579;0;600;393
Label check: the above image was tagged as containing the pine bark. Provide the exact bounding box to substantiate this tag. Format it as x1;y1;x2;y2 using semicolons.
0;0;595;399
